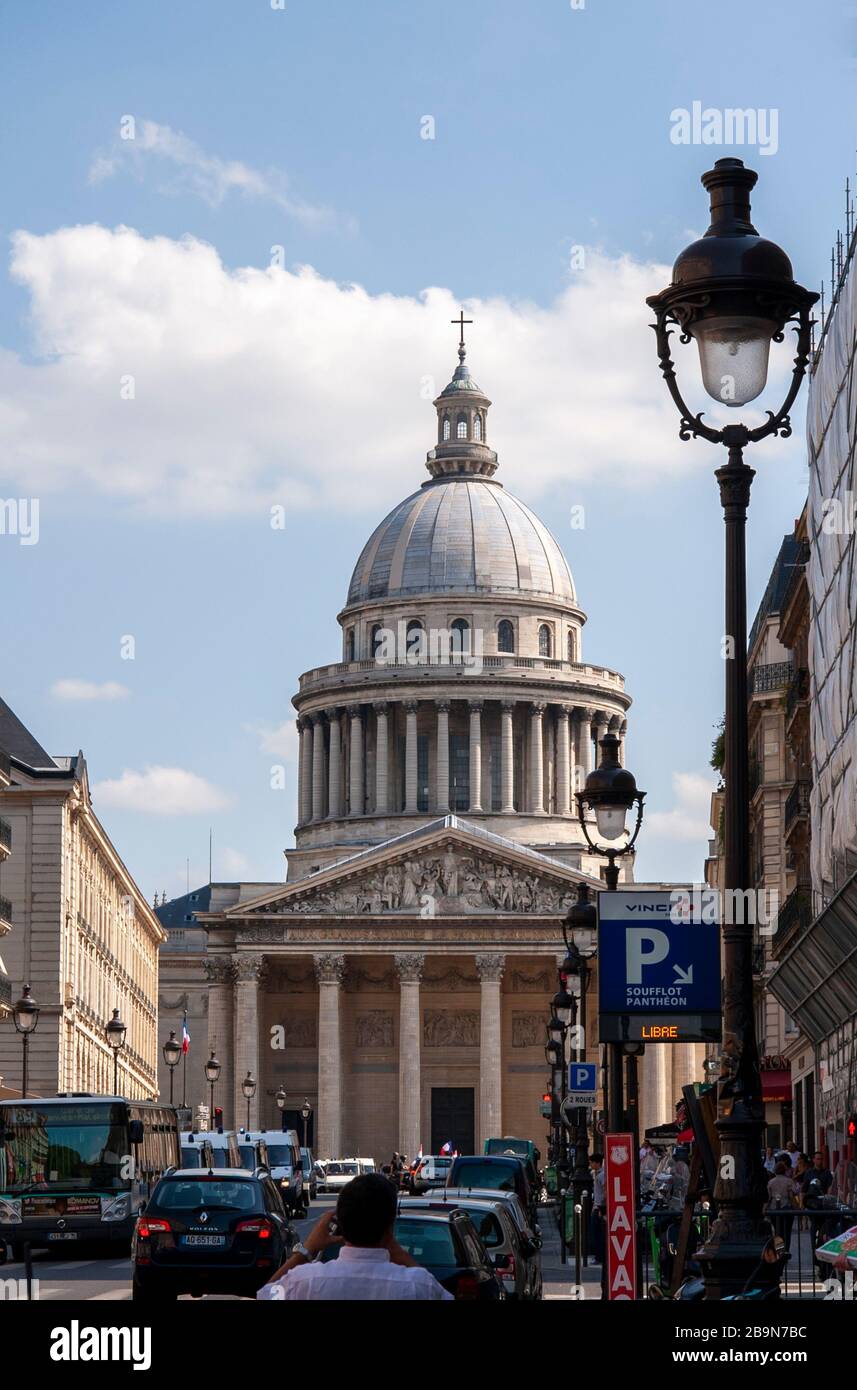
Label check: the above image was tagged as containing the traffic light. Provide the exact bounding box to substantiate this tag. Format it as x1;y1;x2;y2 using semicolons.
848;1113;857;1139
214;1106;224;1132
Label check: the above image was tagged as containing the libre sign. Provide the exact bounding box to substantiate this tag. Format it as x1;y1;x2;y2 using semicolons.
605;1133;637;1301
597;889;722;1043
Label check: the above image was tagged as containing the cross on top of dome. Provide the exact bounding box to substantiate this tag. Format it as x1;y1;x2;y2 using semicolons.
451;308;472;362
429;312;496;477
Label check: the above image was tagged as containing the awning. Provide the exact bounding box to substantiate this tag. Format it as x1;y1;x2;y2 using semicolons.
761;1070;792;1103
768;869;857;1043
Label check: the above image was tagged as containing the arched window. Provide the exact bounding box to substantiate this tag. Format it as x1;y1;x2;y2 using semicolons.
567;629;578;663
442;417;451;441
538;624;552;658
371;623;384;661
345;627;355;661
450;618;470;660
456;415;468;440
406;620;425;662
473;413;482;442
497;619;514;653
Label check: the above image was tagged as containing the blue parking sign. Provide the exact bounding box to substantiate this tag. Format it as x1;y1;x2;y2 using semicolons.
567;1062;596;1094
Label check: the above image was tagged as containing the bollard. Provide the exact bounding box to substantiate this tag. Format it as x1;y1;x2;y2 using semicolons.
581;1188;591;1265
574;1203;582;1286
559;1190;567;1265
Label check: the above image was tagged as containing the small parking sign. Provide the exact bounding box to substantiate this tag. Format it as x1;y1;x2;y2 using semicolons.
567;1062;596;1095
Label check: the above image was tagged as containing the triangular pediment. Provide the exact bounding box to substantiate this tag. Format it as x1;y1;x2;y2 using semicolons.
225;816;599;919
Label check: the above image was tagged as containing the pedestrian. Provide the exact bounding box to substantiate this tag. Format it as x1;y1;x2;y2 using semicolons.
809;1150;834;1194
258;1173;453;1300
763;1145;777;1174
670;1146;691;1208
588;1153;605;1266
785;1140;800;1169
766;1160;798;1251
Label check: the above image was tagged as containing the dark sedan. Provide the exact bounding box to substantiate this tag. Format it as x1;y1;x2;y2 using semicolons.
446;1155;534;1222
131;1168;294;1301
393;1209;503;1300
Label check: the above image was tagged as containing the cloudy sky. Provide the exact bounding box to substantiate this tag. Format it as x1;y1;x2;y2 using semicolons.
1;0;854;899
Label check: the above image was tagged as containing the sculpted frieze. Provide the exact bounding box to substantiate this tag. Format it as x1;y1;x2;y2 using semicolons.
512;1013;545;1048
356;1012;394;1048
424;1010;480;1048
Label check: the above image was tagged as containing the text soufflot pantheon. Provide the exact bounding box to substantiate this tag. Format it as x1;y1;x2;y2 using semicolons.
163;336;694;1158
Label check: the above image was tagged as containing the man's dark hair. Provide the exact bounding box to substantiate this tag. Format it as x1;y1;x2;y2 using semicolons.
590;1152;603;1165
336;1173;397;1246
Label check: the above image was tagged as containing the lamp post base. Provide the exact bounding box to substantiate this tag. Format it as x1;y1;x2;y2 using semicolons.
696;1215;784;1300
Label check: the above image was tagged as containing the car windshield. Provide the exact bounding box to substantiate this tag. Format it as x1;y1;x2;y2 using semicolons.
238;1146;257;1170
156;1179;258;1212
467;1211;504;1248
486;1139;529;1157
327;1162;358;1176
452;1162;517;1191
266;1147;295;1168
0;1105;129;1193
395;1218;457;1266
180;1148;203;1168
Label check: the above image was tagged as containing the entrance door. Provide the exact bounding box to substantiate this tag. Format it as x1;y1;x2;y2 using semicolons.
431;1087;475;1156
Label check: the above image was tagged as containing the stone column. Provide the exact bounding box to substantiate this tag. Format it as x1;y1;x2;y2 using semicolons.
641;1043;670;1136
232;954;265;1129
476;954;505;1145
205;958;235;1128
500;700;515;813
528;702;546;813
468;700;483;813
435;701;450;813
312;715;326;822
327;709;343;819
404;700;419;813
672;1043;700;1099
396;954;424;1158
314;954;346;1160
298;717;313;826
619;719;628;767
556;704;571;816
593;710;610;765
348;705;363;817
576;706;594;793
373;703;389;815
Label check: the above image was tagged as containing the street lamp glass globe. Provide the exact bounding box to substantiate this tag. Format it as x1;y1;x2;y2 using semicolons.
204;1052;221;1084
689;315;776;407
275;1087;287;1110
163;1031;181;1068
301;1100;312;1121
13;985;39;1035
548;1014;565;1045
242;1071;257;1100
595;805;628;841
106;1009;127;1052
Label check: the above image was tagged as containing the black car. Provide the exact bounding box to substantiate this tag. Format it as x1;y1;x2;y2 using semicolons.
393;1209;503;1300
446;1155;534;1222
132;1167;294;1301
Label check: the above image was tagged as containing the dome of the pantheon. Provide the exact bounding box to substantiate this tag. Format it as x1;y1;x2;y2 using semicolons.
345;349;576;609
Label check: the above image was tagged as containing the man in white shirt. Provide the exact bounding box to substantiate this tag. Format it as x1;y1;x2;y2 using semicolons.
258;1173;453;1300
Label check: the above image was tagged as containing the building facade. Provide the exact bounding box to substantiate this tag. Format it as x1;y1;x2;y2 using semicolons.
0;697;165;1100
0;743;12;1028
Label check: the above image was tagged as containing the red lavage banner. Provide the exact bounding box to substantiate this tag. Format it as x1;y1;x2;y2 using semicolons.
605;1133;637;1300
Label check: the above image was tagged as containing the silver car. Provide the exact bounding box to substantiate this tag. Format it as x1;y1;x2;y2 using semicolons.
403;1188;543;1299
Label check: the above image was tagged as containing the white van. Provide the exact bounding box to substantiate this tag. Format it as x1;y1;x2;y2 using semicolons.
246;1130;305;1213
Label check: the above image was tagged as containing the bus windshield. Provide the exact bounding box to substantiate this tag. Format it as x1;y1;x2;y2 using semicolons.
0;1103;128;1193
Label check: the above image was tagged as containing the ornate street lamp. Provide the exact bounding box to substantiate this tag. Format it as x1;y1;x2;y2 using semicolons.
276;1085;288;1132
562;885;597;1210
647;157;817;1299
162;1030;182;1106
205;1050;221;1130
12;984;39;1099
242;1071;257;1133
106;1008;127;1096
300;1098;313;1149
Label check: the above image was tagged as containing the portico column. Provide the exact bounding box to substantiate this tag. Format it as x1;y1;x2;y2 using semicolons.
619;719;628;767
556;704;571;816
314;954;346;1160
500;700;515;813
476;954;505;1145
672;1043;701;1098
327;709;343;819
312;715;326;821
594;710;610;760
374;703;390;814
298;717;313;825
348;705;363;817
233;955;264;1128
396;954;424;1157
404;700;419;813
468;700;483;813
576;706;594;794
205;958;235;1128
435;701;450;813
528;702;546;813
641;1042;670;1136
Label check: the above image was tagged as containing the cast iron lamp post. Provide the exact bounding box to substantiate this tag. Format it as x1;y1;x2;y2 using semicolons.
242;1071;257;1132
276;1085;288;1131
562;885;597;1209
576;732;645;1134
106;1008;127;1096
162;1030;182;1105
301;1099;313;1149
205;1050;221;1131
12;984;40;1099
647;157;817;1299
546;1011;567;1171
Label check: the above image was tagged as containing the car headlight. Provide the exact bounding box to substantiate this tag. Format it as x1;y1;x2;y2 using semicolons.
280;1178;290;1187
100;1194;130;1222
0;1197;22;1224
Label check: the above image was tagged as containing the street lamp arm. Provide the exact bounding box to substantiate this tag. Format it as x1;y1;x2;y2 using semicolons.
651;310;723;444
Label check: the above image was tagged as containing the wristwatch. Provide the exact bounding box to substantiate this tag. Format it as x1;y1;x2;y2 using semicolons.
293;1241;316;1261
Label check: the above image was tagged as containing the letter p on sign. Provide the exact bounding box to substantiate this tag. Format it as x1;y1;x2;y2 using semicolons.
626;928;669;983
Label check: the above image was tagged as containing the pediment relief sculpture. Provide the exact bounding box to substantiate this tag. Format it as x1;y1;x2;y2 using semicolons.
423;1009;480;1048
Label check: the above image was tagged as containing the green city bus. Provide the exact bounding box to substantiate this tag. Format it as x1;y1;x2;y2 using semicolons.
0;1094;181;1255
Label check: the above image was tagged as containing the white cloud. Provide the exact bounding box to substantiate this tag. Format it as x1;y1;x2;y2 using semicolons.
51;678;129;701
87;119;340;229
92;765;229;816
0;224;802;518
645;771;716;843
247;719;298;759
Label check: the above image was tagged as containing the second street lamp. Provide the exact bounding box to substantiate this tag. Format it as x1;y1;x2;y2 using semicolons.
242;1071;257;1132
562;885;597;1210
205;1050;221;1130
106;1008;127;1096
162;1030;182;1105
301;1098;313;1149
647;157;817;1300
276;1085;288;1131
12;984;40;1100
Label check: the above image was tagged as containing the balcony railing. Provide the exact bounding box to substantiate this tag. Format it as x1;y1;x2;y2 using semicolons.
0;975;10;1013
785;666;810;721
784;779;811;834
752;660;793;695
0;895;11;928
775;883;813;949
298;655;626;693
0;817;10;854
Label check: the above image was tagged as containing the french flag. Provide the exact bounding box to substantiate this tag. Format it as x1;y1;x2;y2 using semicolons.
440;1141;453;1155
182;1013;190;1054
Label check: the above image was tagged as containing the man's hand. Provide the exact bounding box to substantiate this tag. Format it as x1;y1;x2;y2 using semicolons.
386;1237;417;1267
304;1209;343;1257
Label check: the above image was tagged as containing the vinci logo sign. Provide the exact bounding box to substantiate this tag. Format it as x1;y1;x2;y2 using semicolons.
605;1134;637;1301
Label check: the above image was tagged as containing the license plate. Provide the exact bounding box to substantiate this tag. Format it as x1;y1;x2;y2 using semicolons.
48;1232;79;1241
180;1234;226;1248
